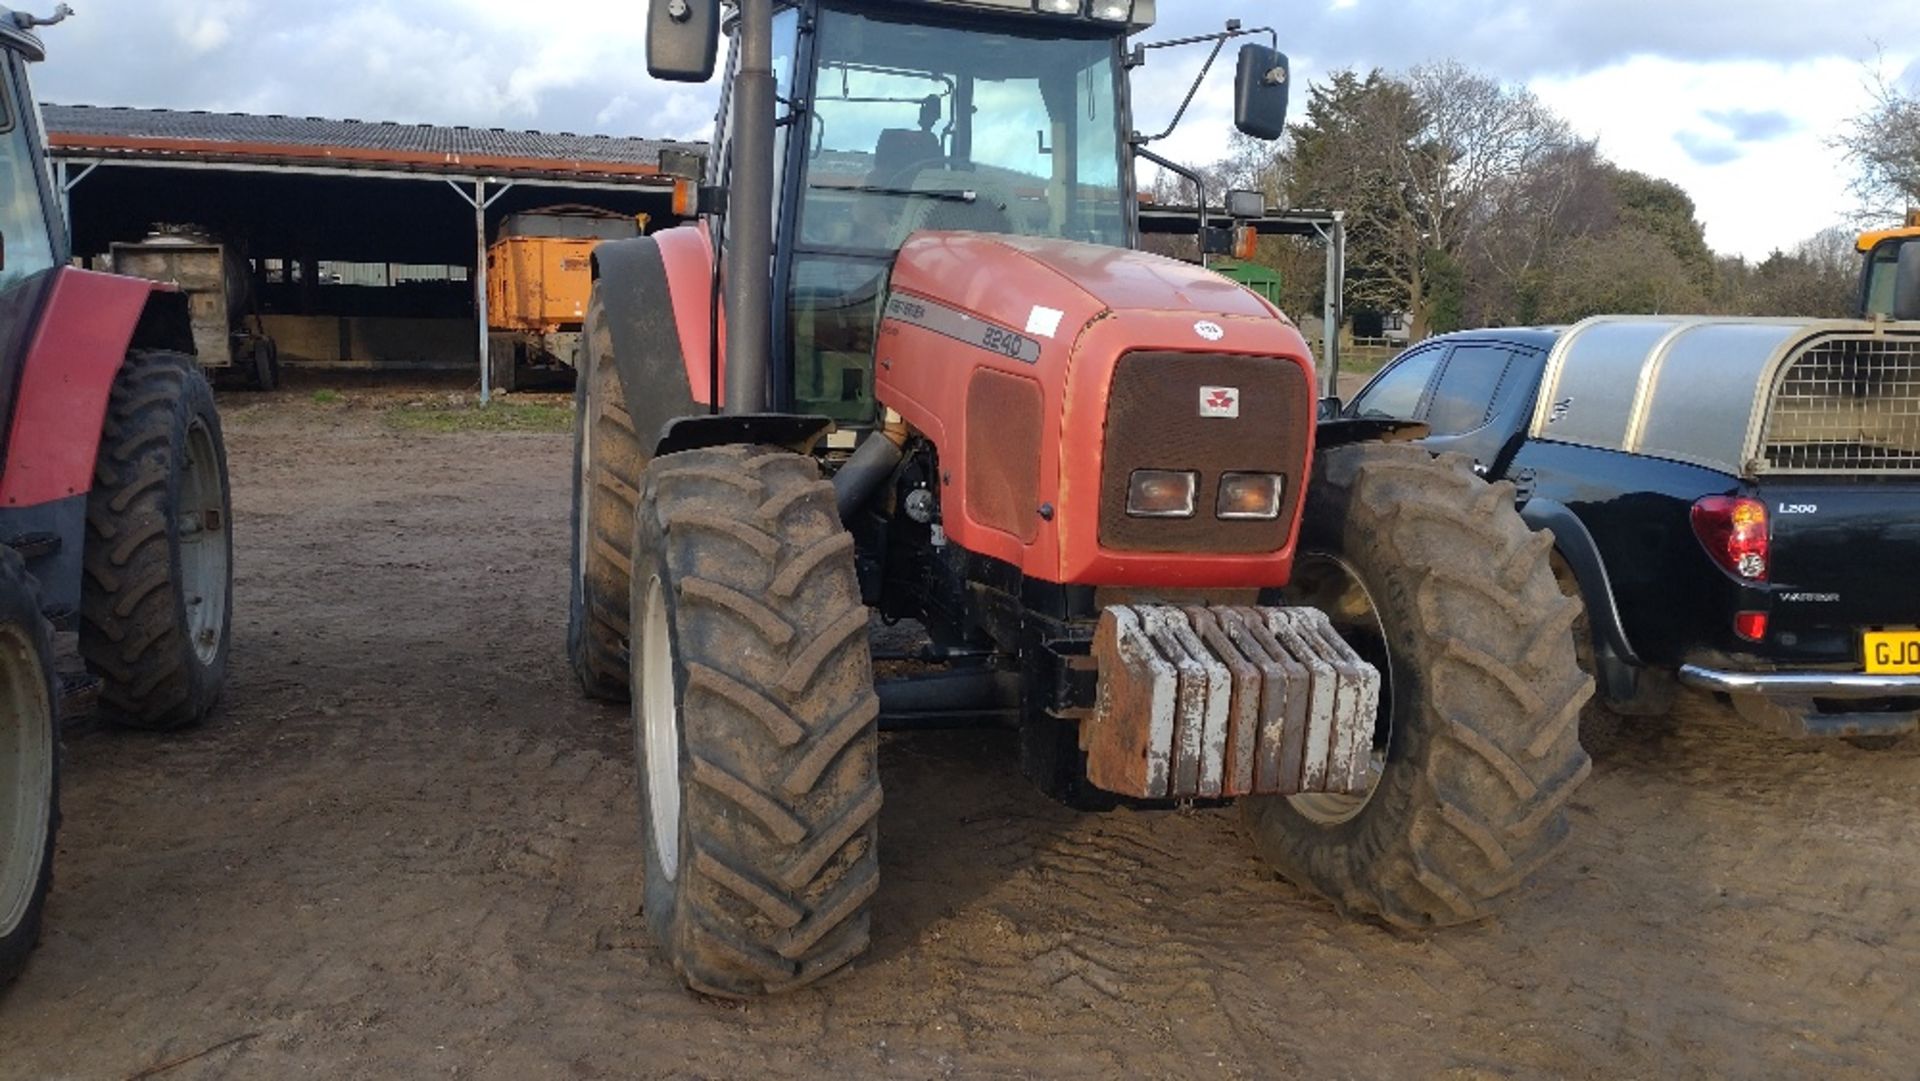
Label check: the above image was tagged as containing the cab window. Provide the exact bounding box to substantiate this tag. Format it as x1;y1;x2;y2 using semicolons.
1350;346;1442;422
1424;343;1515;437
1864;241;1902;318
0;62;56;292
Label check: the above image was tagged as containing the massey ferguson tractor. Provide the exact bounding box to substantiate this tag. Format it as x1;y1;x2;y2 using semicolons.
1;6;235;988
568;0;1591;998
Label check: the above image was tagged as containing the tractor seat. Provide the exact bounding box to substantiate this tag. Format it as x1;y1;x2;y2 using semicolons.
870;128;944;186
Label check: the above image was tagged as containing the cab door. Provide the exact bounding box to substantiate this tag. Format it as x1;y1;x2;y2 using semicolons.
0;46;64;437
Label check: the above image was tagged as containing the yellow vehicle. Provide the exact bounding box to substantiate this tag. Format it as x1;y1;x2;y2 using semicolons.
486;206;644;391
1857;208;1920;318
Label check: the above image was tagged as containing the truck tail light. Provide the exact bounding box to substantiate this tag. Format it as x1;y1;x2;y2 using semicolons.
1691;496;1769;582
1734;611;1769;642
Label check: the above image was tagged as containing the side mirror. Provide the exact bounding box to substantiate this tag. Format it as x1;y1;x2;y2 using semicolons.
647;0;721;84
1233;45;1290;141
1895;241;1920;322
1226;190;1265;220
1317;396;1343;422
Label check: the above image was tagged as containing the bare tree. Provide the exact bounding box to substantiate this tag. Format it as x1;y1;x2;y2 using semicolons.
1837;60;1920;221
1289;64;1576;340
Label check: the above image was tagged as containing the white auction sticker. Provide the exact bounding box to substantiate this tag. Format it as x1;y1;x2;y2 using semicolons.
1026;306;1065;339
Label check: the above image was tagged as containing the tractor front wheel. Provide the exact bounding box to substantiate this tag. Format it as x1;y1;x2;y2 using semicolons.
631;446;881;997
80;351;233;731
1244;443;1593;928
0;547;58;987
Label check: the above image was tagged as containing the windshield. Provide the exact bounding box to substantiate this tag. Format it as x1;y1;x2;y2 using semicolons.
1864;240;1907;318
797;9;1127;253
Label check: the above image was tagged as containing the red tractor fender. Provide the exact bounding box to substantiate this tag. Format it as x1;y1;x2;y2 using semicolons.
0;268;194;509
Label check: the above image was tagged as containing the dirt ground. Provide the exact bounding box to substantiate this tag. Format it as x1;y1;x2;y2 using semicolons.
1;382;1915;1080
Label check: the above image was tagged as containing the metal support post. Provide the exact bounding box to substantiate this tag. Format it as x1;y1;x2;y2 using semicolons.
447;178;516;404
55;159;98;252
1314;213;1347;398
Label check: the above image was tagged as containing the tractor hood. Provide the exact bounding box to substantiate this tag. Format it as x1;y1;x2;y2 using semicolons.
875;232;1317;588
889;232;1284;331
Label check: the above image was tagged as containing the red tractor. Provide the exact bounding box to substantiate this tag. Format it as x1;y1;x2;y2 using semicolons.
0;6;234;987
569;0;1591;998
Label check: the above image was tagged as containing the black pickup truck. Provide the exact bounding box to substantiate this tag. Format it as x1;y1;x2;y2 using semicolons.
1334;315;1920;743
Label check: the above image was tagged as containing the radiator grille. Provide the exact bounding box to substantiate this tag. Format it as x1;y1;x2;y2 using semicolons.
1762;336;1920;473
1099;352;1312;553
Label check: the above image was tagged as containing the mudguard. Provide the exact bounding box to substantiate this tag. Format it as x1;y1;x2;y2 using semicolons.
590;232;704;456
593;227;836;457
0;269;193;615
1519;496;1644;703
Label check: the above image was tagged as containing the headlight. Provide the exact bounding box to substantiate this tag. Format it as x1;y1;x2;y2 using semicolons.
1216;473;1284;520
1127;469;1198;518
1034;0;1082;13
1088;0;1132;19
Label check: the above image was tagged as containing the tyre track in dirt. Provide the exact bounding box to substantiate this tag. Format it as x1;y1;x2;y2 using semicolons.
0;392;1913;1080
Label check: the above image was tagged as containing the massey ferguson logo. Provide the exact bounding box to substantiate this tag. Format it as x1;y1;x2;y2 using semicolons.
1199;386;1241;418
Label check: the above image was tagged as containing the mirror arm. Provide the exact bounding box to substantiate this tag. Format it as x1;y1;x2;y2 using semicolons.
1135;143;1209;251
1132;22;1278;145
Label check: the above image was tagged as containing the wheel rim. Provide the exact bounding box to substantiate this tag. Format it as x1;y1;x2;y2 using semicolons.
0;624;53;938
178;418;229;667
1285;552;1395;826
639;576;682;882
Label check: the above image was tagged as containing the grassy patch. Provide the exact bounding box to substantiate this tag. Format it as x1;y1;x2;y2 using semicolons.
386;399;574;434
311;389;342;404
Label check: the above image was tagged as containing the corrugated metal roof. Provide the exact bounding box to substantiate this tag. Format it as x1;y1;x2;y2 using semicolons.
42;103;700;179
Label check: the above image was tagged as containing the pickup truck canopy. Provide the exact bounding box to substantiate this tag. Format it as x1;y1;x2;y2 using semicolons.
1527;315;1920;478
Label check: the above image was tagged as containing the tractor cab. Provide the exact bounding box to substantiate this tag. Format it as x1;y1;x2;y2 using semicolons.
0;6;68;327
664;0;1288;424
1857;210;1920;320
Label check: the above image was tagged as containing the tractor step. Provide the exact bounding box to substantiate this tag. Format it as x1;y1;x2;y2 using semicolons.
57;670;101;724
40;603;77;632
4;531;61;559
1084;606;1380;801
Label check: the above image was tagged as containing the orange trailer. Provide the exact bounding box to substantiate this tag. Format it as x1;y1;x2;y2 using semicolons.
485;206;643;391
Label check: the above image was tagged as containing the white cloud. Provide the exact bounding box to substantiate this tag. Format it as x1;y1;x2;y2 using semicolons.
1533;54;1897;257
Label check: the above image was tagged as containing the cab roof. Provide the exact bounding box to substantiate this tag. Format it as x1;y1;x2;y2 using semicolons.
0;8;47;62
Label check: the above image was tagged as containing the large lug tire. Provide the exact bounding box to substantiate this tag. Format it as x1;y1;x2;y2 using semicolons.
631;446;882;998
79;351;234;731
0;548;59;988
566;299;643;701
1244;444;1593;929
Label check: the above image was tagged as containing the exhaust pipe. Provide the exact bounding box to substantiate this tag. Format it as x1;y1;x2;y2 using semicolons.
723;0;775;416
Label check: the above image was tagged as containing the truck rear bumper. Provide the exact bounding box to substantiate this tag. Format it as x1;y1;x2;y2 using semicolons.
1678;664;1920;738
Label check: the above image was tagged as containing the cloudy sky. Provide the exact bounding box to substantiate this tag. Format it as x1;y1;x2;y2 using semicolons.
27;1;1920;258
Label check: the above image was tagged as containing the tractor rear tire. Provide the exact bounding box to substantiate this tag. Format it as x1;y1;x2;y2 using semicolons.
631;446;881;998
0;547;59;988
79;351;233;731
1244;443;1593;929
567;300;642;701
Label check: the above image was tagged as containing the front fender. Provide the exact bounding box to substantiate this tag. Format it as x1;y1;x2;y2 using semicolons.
590;227;727;456
1;269;177;510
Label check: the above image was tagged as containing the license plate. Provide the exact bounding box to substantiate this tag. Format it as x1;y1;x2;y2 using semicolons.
1863;631;1920;674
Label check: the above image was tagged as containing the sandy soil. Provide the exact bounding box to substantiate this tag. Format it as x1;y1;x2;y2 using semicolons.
0;386;1914;1080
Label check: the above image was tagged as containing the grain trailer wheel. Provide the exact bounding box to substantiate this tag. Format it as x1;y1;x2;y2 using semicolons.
567;298;643;701
79;351;233;731
0;547;58;987
1244;443;1592;928
631;446;881;998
